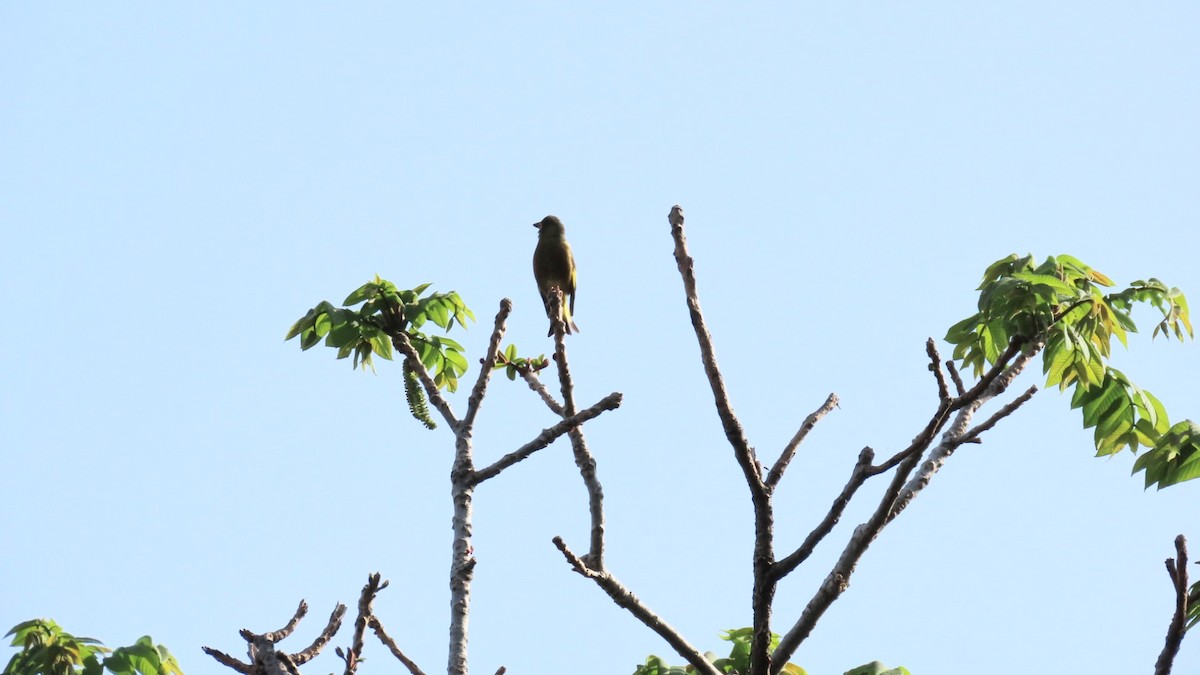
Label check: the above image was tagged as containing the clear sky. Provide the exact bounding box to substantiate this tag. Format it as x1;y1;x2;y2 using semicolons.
2;4;1198;674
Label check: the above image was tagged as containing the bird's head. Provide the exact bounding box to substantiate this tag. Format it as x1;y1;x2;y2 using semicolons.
533;215;565;236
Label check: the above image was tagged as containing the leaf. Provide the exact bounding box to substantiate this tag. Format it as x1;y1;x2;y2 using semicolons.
444;349;469;376
314;312;332;338
343;281;380;306
1079;377;1124;428
1012;271;1079;297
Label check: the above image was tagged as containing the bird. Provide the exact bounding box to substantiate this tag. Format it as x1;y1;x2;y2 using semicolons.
532;215;579;336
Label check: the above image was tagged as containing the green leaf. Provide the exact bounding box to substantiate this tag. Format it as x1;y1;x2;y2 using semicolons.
1012;272;1079;296
314;312;332;338
343;281;380;306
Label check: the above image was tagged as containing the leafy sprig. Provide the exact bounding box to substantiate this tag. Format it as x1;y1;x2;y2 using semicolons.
3;619;181;675
493;343;549;381
945;254;1196;489
286;277;475;429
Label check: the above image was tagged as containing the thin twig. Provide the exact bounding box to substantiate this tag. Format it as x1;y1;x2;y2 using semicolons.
888;342;1040;523
553;536;722;675
471;392;623;485
343;574;388;675
462;299;512;431
201;648;250;673
1156;535;1190;675
368;617;427;675
392;333;459;428
946;360;966;396
927;339;950;405
950;339;1023;411
955;385;1039;447
519;368;564;415
292;604;347;665
773;447;924;673
261;601;308;642
668;205;764;495
771;447;875;580
766;393;839;488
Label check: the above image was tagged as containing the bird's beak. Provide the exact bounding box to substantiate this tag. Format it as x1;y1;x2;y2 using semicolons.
532;222;541;229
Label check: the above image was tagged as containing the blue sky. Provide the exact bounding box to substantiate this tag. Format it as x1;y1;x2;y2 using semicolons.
2;4;1198;674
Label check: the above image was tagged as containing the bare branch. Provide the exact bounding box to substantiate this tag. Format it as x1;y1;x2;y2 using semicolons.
773;342;1039;670
773;448;923;673
926;339;951;405
471;392;623;485
260;601;308;642
766;393;839;488
462;299;512;431
392;332;459;428
201;647;250;673
342;574;389;675
519;368;564;415
668;205;764;495
949;339;1023;411
292;604;347;665
1156;535;1190;675
669;205;777;673
946;360;966;396
547;314;610;569
954;385;1039;447
888;342;1040;523
368;617;426;675
771;447;874;580
553;536;722;675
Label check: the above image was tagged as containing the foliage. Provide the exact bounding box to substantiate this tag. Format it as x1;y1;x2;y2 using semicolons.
286;277;474;428
493;343;549;381
633;629;807;675
3;620;181;675
944;254;1197;489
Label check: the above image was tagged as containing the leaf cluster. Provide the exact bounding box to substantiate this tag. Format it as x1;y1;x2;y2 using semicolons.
3;620;181;675
945;254;1196;488
286;277;474;428
493;343;548;381
633;629;806;675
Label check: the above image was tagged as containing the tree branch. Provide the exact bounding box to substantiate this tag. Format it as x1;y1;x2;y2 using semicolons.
201;648;250;673
669;205;776;674
926;339;951;405
519;368;564;415
1156;535;1190;675
292;604;347;665
462;299;512;431
553;536;722;675
771;447;875;581
772;447;925;673
766;393;839;488
471;392;624;485
888;342;1040;523
549;291;609;569
772;341;1038;671
668;205;764;495
954;384;1039;447
368;616;426;675
946;360;966;396
342;574;389;675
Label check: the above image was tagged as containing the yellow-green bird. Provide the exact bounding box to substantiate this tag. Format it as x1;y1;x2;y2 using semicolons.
532;215;579;336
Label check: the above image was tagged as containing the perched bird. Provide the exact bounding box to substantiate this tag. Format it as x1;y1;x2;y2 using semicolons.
532;215;579;336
